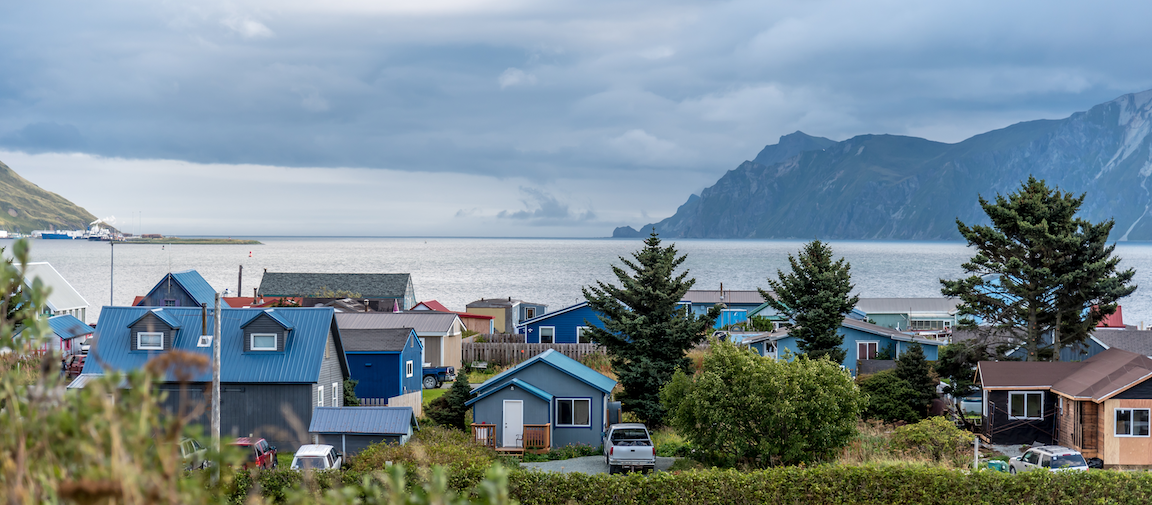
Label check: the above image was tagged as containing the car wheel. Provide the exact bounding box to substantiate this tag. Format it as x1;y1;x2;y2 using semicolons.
1009;466;1016;475
608;465;618;475
423;376;438;389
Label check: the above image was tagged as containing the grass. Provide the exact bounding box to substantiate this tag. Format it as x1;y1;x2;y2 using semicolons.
423;387;448;407
277;453;294;468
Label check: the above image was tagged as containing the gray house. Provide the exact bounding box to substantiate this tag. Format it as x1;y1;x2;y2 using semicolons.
308;406;419;455
68;306;348;452
466;349;616;452
258;272;416;313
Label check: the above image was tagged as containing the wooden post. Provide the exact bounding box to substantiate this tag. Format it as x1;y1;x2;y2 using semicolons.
237;265;242;300
974;436;980;470
211;292;222;483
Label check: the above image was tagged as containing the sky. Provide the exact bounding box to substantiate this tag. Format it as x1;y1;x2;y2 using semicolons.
4;1;1152;237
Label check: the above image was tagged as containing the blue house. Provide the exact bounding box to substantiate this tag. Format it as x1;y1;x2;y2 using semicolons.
15;313;93;355
681;289;775;329
338;326;423;401
466;349;616;452
135;270;230;308
69;306;348;451
517;302;605;344
745;318;943;375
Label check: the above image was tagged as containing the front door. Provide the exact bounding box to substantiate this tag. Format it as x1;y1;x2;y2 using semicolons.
502;400;523;448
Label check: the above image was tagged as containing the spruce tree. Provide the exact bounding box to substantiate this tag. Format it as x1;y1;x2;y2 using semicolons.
760;240;858;364
426;371;472;430
894;343;936;414
941;177;1136;361
583;230;719;427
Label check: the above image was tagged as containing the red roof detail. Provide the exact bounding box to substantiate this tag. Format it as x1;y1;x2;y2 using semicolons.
411;300;493;320
1097;306;1124;328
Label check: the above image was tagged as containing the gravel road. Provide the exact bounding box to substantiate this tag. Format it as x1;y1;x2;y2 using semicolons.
519;455;678;474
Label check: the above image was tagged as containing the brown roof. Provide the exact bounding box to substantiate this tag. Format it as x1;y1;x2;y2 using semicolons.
1052;348;1152;401
978;361;1081;389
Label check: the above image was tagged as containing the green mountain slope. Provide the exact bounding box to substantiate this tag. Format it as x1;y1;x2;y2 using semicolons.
0;159;98;233
620;90;1152;240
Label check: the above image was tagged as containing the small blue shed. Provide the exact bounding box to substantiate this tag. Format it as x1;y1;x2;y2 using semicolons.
517;302;605;344
308;406;420;455
466;349;616;452
339;327;423;400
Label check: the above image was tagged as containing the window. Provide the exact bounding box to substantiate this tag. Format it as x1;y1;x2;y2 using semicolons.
539;326;555;344
332;382;339;407
163;299;177;307
317;385;324;406
556;398;591;427
197;335;213;348
250;333;277;351
1116;408;1151;437
857;341;878;360
576;326;591;344
1009;392;1044;420
910;320;946;331
138;332;164;350
525;307;536;319
406;360;414;378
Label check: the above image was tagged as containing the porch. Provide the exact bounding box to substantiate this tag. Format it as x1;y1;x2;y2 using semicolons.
471;423;551;456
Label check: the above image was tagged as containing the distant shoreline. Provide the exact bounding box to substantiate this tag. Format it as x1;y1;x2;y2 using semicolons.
119;238;263;245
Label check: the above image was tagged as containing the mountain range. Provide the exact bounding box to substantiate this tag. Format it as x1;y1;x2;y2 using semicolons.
0;159;97;233
615;89;1152;241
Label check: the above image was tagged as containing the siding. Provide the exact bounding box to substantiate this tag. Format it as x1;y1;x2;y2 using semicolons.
317;433;402;455
157;382;315;452
471;360;608;448
982;389;1058;445
402;333;423;393
471;389;550;447
1114;377;1152;399
129;313;176;351
138;281;198;308
424;337;442;368
347;353;402;398
523;306;603;344
243;315;291;353
1102;399;1152;467
317;329;345;407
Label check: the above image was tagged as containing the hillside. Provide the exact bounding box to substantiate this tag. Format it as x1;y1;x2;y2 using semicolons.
616;90;1152;240
0;159;98;233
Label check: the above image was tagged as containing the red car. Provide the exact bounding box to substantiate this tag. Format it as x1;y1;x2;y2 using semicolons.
230;437;277;469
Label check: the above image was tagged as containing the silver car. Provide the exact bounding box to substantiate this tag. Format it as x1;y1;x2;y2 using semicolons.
1008;446;1088;474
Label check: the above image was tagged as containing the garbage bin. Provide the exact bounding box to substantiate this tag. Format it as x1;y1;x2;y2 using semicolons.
986;460;1008;472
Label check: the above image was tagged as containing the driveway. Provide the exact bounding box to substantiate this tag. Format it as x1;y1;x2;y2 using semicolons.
520;455;678;475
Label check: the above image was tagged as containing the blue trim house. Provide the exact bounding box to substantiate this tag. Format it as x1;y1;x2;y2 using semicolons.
135;270;230;308
517;302;605;344
15;314;93;355
339;327;423;401
466;349;616;451
746;318;943;376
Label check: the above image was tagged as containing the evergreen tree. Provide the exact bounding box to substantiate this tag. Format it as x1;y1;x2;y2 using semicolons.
426;372;472;431
760;240;858;364
858;370;922;424
941;177;1136;361
894;343;936;414
583;231;719;427
343;378;361;406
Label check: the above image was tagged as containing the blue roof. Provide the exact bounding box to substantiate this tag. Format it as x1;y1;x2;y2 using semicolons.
15;314;93;341
308;406;418;435
242;309;295;330
472;349;616;397
81;306;341;383
129;308;184;329
464;378;553;407
139;270;230;309
518;302;589;326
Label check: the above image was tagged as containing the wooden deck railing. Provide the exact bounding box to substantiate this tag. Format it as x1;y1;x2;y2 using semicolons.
471;424;496;448
470;423;551;455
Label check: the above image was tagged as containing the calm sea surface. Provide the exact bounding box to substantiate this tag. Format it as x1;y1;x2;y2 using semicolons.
5;237;1152;327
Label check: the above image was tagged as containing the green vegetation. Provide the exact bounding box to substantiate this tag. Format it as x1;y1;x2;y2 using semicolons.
343;378;361;406
423;387;449;407
123;237;264;245
893;344;937;414
426;372;472;430
942;177;1136;361
858;370;923;424
520;443;599;462
662;339;864;467
890;418;972;465
0;160;98;233
583;230;720;426
760;239;858;363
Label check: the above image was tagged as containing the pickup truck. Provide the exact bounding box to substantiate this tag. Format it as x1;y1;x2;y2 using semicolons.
422;366;457;389
603;423;656;474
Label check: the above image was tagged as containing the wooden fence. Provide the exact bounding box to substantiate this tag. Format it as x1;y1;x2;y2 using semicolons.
357;391;423;417
462;343;605;367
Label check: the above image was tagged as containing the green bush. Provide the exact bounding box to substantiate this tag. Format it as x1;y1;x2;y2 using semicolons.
858;369;923;424
890;417;972;464
348;426;498;490
521;443;599;462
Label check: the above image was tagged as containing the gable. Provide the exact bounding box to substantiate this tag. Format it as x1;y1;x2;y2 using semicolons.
242;313;292;353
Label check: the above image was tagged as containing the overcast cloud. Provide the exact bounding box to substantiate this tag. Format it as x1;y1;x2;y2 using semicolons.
3;0;1152;236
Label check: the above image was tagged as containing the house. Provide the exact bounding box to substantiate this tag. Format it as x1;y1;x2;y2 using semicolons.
517;302;604;344
308;406;419;455
14;314;92;355
466;298;547;334
411;300;495;335
768;318;943;375
338;325;423;406
68;306;348;452
134;270;230;309
23;262;89;322
977;348;1152;468
258;272;416;313
850;298;960;338
466;349;616;452
334;312;463;370
680;289;774;329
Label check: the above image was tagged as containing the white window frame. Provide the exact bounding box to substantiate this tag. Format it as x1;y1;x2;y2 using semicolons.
539;326;555;344
332;382;339;407
1008;391;1044;420
250;333;277;351
317;385;324;407
525;307;537;320
857;341;879;360
1115;408;1151;437
406;360;414;378
196;335;213;348
555;398;592;427
138;332;164;350
576;326;591;344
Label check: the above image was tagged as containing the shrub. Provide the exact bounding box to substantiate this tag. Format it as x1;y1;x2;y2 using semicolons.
858;369;923;424
348;426;498;490
425;372;472;430
890;417;972;465
521;443;600;462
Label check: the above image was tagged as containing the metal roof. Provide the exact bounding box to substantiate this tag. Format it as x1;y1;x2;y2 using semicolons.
335;312;459;336
841;318;945;346
173;270;229;308
518;302;590;327
854;298;960;315
129;308;183;329
259;272;412;299
465;378;553;406
472;349;616;397
308;406;418;435
79;306;340;384
466;297;546;308
681;290;771;305
24;262;89;312
46;314;92;340
242;309;295;330
340;328;416;352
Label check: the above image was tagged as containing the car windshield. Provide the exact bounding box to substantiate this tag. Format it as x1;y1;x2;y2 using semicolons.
611;429;650;443
1051;454;1087;469
293;457;327;470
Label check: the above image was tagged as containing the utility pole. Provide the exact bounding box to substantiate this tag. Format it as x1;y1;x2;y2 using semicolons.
109;242;114;305
211;292;222;483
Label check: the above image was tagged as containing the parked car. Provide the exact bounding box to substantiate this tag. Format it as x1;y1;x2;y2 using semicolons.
230;437;277;469
1009;446;1089;474
290;444;343;470
65;355;86;379
423;366;456;389
603;423;656;474
178;437;208;470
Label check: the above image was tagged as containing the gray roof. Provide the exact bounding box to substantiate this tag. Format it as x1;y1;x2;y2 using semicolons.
308;406;418;435
681;290;770;305
339;327;415;352
335;312;459;336
24;262;89;312
259;272;411;299
466;297;544;308
1093;329;1152;357
854;298;960;315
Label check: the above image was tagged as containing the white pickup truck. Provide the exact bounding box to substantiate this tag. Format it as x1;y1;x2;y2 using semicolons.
603;423;656;474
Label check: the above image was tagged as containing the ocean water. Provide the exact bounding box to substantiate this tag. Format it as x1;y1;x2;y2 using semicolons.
5;237;1152;327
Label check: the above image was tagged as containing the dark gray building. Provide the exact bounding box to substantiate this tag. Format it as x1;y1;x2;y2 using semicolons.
308;406;419;455
258;272;416;312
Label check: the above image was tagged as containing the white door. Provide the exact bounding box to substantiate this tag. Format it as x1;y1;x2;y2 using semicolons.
502;400;523;448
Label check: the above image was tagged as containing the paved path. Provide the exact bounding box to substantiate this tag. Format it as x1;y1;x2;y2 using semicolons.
520;455;678;475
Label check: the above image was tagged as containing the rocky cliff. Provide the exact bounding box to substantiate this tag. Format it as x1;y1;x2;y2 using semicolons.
0;159;97;233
